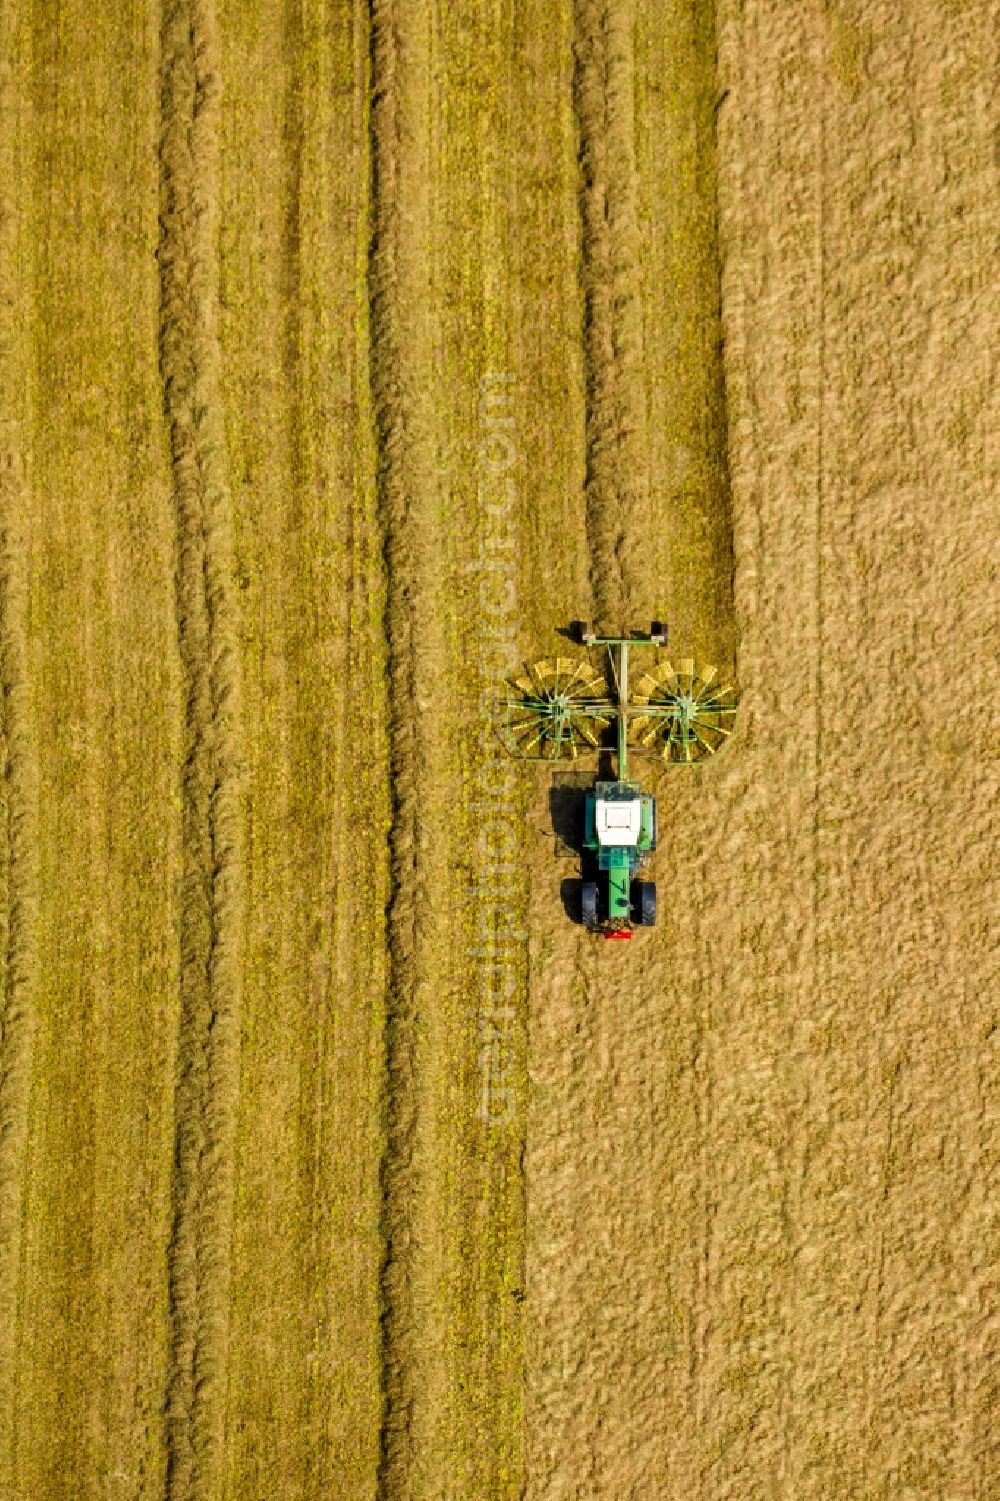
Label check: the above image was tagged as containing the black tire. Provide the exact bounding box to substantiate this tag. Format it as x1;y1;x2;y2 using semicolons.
633;880;656;927
581;881;599;929
650;619;666;645
575;619;595;646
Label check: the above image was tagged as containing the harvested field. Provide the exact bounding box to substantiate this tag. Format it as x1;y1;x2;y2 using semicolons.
0;0;996;1499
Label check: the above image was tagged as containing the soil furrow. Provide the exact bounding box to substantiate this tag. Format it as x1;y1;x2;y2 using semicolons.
572;0;649;632
158;2;245;1496
0;12;37;1489
368;2;449;1494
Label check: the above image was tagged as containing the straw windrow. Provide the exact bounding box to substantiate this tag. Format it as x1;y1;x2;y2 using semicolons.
369;2;451;1495
573;0;650;632
158;2;245;1495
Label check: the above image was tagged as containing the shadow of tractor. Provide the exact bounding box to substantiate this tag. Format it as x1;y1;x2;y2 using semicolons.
549;773;602;926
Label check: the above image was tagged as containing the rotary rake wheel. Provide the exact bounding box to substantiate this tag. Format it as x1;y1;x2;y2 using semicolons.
503;657;613;761
629;658;738;764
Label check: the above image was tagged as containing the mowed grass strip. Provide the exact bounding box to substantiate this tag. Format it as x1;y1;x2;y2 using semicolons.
369;1;456;1494
429;2;535;1492
634;0;735;659
12;1;180;1490
573;0;649;631
215;0;387;1493
0;7;39;1484
158;0;245;1495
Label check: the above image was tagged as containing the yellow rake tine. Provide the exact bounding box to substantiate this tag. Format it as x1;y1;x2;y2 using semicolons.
693;716;733;738
529;659;554;692
552;657;585;681
565;658;594;690
691;723;717;756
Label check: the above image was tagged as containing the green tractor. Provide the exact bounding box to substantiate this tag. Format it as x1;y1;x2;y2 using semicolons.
500;624;737;939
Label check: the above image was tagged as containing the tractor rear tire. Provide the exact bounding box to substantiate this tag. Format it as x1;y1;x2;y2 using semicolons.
650;619;667;645
576;619;595;646
633;880;656;927
581;881;599;929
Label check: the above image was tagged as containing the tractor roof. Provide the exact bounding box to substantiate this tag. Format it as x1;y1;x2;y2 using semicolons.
595;794;641;847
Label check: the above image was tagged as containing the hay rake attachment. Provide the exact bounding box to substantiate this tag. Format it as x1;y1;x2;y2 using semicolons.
630;658;738;763
502;632;737;773
500;624;738;937
501;657;613;761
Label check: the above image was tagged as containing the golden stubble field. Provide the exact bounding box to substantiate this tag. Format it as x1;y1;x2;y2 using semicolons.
0;1;995;1499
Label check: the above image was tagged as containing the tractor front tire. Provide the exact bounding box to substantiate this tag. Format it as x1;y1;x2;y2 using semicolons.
581;881;599;929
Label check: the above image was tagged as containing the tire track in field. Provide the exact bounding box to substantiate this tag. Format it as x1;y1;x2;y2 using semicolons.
158;3;244;1497
0;16;38;1489
573;0;649;632
369;2;448;1495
